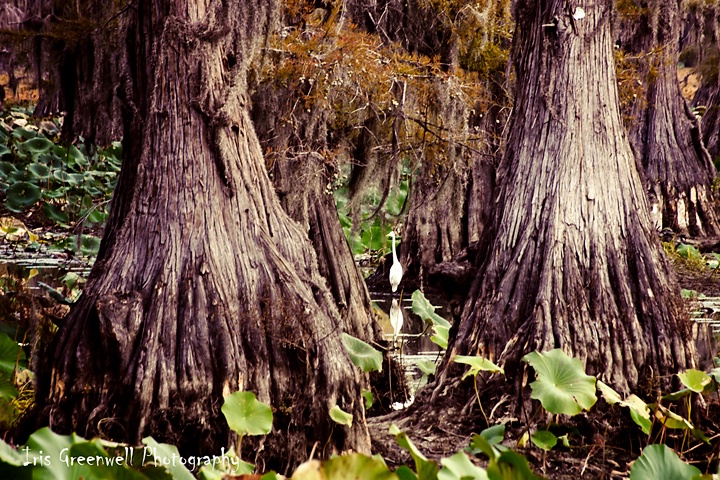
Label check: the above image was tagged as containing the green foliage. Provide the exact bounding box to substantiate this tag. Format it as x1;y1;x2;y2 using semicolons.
292;453;398;480
411;290;451;349
629;444;701;480
335;169;410;257
486;451;542;480
522;349;597;416
677;369;712;393
341;332;383;373
597;381;652;435
667;242;711;271
469;425;507;461
0;108;120;230
529;431;556;452
389;424;440;480
362;390;374;409
0;332;29;427
197;447;254;479
438;451;488;480
329;405;354;427
453;355;503;379
221;391;273;437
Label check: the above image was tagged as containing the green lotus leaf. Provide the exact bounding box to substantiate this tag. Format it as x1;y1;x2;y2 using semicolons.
362;390;374;410
11;126;37;140
341;333;382;373
388;424;439;480
454;355;504;379
630;444;700;480
530;430;557;451
42;203;69;224
430;324;449;349
67;144;88;167
677;369;711;393
0;436;25;466
221;391;273;437
486;450;542;480
8;169;36;182
0;161;17;179
293;453;397;480
141;437;195;480
438;451;488;480
17;136;54;159
5;182;41;211
0;333;26;377
79;235;101;257
52;171;84;185
416;359;437;376
411;290;450;328
0;374;18;401
522;349;597;416
27;163;50;179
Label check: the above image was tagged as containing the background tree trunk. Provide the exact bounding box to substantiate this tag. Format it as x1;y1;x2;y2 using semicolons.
251;83;379;343
33;0;371;468
434;0;695;399
617;0;719;237
685;1;720;163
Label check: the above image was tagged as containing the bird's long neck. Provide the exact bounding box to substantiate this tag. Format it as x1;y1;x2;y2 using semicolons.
391;233;399;263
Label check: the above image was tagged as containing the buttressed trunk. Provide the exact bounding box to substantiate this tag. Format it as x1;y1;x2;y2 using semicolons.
35;0;371;467
435;0;694;398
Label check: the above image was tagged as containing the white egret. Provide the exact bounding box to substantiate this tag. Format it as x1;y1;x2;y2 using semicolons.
389;298;403;347
388;231;403;293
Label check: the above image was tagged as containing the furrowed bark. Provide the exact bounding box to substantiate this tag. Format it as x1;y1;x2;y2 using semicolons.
34;0;371;468
618;0;719;237
434;0;695;400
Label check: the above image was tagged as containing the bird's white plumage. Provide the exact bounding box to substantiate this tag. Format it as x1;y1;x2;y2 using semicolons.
389;298;403;345
388;231;403;292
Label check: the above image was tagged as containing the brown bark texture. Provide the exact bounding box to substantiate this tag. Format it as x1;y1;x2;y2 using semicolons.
434;0;695;398
618;0;719;237
33;0;371;467
687;1;720;162
251;84;379;342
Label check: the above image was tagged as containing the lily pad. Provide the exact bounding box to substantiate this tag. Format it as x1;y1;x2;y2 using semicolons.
677;369;711;393
52;170;84;185
27;163;50;179
530;430;557;451
522;349;597;416
17;136;54;159
0;161;17;179
4;182;41;212
438;451;488;480
221;391;273;437
630;444;700;480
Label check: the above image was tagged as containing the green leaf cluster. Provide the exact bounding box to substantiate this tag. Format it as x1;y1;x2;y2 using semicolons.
0;108;120;230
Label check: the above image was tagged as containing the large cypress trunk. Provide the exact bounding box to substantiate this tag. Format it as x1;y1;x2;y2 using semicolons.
618;0;718;237
434;0;695;398
34;0;371;467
